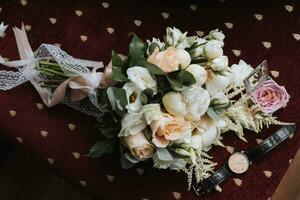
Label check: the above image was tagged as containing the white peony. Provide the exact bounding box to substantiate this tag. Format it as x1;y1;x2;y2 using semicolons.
185;64;207;86
127;66;157;94
231;60;254;87
165;27;190;49
208;29;225;42
122;82;142;113
162;91;186;117
210;56;228;71
182;87;210;121
204;40;223;59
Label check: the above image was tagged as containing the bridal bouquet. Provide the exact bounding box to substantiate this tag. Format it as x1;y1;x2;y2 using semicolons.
89;28;290;188
0;24;291;189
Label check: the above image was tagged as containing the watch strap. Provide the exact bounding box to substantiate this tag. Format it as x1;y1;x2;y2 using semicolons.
193;163;232;195
245;124;296;162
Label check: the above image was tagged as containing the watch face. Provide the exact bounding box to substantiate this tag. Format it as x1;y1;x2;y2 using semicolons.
228;152;250;174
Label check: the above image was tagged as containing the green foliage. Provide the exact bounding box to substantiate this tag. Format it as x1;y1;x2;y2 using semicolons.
106;87;128;115
90;139;115;158
112;67;130;82
167;70;196;89
128;33;147;67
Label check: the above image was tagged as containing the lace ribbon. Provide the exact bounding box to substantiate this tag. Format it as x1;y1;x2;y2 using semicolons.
0;24;104;118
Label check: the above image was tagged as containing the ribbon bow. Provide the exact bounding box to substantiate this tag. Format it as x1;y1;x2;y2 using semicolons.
0;24;104;107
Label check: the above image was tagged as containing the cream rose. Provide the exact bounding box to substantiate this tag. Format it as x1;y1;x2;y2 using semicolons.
185;64;207;86
124;132;154;160
119;112;147;137
119;104;162;137
182;87;210;121
147;47;191;73
127;66;157;94
151;113;192;147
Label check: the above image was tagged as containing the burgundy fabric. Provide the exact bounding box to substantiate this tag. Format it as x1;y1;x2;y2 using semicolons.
0;0;300;199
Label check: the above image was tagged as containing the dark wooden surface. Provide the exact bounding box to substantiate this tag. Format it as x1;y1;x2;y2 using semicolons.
0;148;91;200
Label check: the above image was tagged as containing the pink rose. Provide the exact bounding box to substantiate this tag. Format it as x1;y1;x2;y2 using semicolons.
251;79;290;113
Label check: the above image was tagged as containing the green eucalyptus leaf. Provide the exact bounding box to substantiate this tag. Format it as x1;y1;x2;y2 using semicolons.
112;51;124;68
128;34;147;67
124;153;140;163
137;60;165;76
114;88;128;108
90;139;115;158
106;87;128;111
120;153;138;169
148;42;160;55
167;72;183;89
181;70;196;86
112;67;129;82
143;88;153;97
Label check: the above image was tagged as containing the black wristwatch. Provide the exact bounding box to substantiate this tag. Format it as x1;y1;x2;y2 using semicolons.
193;124;296;196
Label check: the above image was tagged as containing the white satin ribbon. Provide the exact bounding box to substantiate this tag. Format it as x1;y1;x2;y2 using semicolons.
0;24;104;107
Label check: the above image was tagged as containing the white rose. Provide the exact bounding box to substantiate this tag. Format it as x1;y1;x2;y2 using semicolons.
119;104;162;137
204;40;223;59
231;60;254;87
190;134;203;149
0;22;8;36
206;71;233;96
162;91;186;117
165;27;190;49
123;132;154;160
189;37;207;59
127;66;157;94
119;112;147;137
209;29;225;41
182;87;210;121
122;83;142;113
211;56;228;71
185;64;207;86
